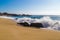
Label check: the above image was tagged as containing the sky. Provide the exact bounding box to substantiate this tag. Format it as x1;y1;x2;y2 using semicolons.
0;0;60;15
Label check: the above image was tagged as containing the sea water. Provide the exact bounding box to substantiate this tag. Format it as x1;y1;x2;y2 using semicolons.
11;15;60;20
11;15;43;19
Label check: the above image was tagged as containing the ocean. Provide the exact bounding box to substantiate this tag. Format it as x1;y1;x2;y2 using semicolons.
11;15;60;20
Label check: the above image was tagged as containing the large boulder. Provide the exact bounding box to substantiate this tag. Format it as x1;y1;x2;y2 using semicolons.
30;23;44;28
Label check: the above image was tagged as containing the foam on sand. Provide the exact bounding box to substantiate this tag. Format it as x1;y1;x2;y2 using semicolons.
0;16;15;20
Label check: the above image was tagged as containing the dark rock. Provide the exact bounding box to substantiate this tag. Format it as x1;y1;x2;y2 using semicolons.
17;22;44;28
17;22;30;26
30;23;44;28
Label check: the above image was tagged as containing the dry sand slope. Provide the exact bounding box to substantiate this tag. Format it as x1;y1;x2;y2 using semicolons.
0;18;60;40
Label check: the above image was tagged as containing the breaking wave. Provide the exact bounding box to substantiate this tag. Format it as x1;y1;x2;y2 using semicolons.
1;16;60;31
40;16;60;31
16;16;60;31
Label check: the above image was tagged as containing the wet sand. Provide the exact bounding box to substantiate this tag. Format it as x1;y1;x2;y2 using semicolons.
0;18;60;40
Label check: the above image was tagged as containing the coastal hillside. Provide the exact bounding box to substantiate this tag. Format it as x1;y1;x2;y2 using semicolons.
0;18;60;40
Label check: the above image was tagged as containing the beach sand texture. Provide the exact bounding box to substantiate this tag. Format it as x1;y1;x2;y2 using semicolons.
0;18;60;40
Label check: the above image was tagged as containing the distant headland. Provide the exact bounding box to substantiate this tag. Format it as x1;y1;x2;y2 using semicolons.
0;12;31;16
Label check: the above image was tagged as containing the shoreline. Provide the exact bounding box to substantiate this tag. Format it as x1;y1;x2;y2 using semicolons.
0;16;60;31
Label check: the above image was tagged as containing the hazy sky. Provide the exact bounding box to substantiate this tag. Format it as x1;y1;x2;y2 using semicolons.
0;0;60;15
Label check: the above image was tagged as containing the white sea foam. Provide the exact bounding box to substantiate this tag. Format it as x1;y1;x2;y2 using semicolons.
1;16;60;31
16;16;60;31
0;16;15;20
39;16;60;31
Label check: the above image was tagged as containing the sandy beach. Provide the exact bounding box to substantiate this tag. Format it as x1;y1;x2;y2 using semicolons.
0;18;60;40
